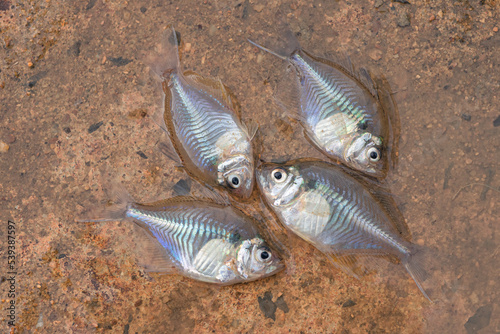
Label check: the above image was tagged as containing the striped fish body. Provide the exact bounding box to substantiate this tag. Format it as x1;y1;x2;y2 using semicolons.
152;28;255;198
257;160;431;299
126;198;283;284
285;51;387;177
257;160;407;257
249;37;392;178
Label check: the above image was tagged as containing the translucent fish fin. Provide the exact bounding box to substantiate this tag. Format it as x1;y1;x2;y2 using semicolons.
242;118;259;141
323;252;361;279
374;191;411;239
404;244;433;302
150;92;169;134
273;65;304;122
131;222;179;274
190;181;232;206
183;71;239;113
375;75;401;170
247;11;300;60
76;181;133;222
146;26;181;80
157;139;183;165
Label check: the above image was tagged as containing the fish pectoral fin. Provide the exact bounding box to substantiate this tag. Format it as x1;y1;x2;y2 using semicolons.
131;222;179;274
183;71;239;113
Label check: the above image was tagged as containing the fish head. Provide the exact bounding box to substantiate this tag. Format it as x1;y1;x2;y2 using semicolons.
219;155;255;199
344;132;386;178
235;238;284;281
256;162;304;208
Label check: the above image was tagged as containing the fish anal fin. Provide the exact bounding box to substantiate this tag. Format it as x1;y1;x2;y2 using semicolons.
157;139;182;165
323;251;361;279
130;222;179;274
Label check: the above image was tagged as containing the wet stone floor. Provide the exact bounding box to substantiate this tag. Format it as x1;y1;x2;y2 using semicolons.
0;0;499;333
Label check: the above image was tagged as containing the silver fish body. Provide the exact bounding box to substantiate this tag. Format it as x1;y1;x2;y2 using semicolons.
153;28;255;198
249;39;394;179
82;194;284;285
256;160;430;299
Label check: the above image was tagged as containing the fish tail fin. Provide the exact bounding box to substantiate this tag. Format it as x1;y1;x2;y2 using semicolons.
147;26;181;80
403;244;433;302
247;11;300;61
76;181;134;222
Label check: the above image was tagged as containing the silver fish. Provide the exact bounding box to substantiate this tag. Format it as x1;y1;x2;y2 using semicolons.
151;27;256;198
249;30;397;179
257;160;430;300
78;186;284;285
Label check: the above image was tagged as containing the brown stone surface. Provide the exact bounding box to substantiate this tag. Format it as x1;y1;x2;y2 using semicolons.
1;0;499;333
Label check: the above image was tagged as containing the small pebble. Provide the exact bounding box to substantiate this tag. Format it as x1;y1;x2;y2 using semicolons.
184;42;192;52
256;53;264;64
28;61;34;68
397;13;410;27
0;141;9;153
368;48;383;61
209;25;217;36
6;134;15;143
429;15;435;22
493;27;499;32
465;158;472;165
374;0;384;8
253;4;265;12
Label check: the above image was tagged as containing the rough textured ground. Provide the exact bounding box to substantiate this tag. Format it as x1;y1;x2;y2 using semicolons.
1;0;499;333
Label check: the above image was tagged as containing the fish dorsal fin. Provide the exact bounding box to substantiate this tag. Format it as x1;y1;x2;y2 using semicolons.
183;71;239;113
303;50;378;98
131;222;179;274
242;118;259;141
349;172;411;239
372;188;411;240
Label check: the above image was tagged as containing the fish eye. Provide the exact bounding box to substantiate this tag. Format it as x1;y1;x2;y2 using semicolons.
227;173;241;189
271;168;287;183
367;148;381;162
256;248;272;263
